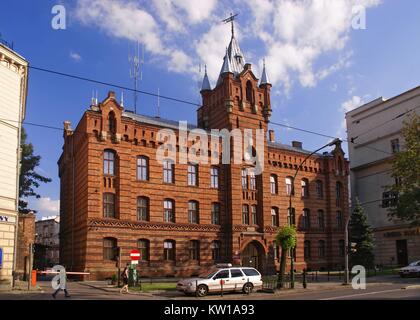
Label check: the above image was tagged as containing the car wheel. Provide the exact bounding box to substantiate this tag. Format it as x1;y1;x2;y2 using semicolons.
243;283;254;294
197;284;208;297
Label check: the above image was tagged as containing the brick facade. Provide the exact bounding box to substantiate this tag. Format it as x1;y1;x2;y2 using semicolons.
59;50;349;280
15;212;35;278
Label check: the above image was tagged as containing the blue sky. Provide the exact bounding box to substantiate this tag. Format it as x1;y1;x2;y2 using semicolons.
1;0;419;219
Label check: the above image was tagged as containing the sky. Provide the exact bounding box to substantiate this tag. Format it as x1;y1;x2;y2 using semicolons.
1;0;419;219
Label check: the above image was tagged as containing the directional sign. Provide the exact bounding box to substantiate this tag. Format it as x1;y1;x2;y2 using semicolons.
130;249;141;261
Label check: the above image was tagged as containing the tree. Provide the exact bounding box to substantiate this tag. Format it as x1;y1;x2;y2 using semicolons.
19;127;52;213
275;225;297;289
349;199;375;269
388;113;420;225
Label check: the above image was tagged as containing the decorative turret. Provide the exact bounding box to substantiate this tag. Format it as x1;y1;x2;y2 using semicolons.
259;59;270;86
200;65;212;92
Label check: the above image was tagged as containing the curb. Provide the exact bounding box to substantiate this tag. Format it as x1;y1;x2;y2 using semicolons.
402;285;420;290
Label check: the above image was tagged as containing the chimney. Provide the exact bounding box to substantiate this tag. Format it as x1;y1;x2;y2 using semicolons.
292;141;302;149
268;130;275;142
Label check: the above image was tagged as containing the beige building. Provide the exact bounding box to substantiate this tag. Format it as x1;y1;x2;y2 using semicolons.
346;86;420;267
35;216;60;268
0;42;28;288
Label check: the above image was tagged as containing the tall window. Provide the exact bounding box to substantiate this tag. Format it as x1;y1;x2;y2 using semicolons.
189;240;200;261
137;197;149;221
103;238;117;260
103;150;115;175
338;240;345;257
164;240;175;261
336;182;342;206
286;177;294;196
250;171;256;190
103;193;116;218
317;210;325;230
138;239;150;261
188;201;199;224
211;241;221;261
137;156;148;181
108;111;116;134
246;80;253;103
270;175;278;194
301;179;309;197
187;164;198;186
318;240;325;258
241;169;248;190
251;205;257;225
316;180;323;199
242;205;249;225
210;167;219;189
302;209;310;230
271;207;279;227
391;138;400;153
304;240;311;259
211;203;220;225
163;159;174;184
287;207;296;226
164;199;175;223
336;211;343;229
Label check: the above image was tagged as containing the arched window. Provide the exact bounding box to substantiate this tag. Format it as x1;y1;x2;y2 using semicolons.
164;199;175;223
164;240;176;261
189;240;200;261
137;156;149;181
317;210;325;230
103;237;117;260
270;175;278;194
287;207;296;226
285;176;294;195
211;241;221;261
103;193;116;218
301;179;309;198
271;207;279;227
137;197;149;221
103;150;115;175
316;180;323;199
188;201;199;224
108;111;116;134
302;209;310;230
246;80;253;103
304;240;311;259
138;239;150;261
318;240;325;258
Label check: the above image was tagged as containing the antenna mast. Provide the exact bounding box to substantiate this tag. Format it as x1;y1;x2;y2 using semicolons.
129;41;144;114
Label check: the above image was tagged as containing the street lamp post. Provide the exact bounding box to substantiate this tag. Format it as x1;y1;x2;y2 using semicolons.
288;138;341;289
344;214;351;285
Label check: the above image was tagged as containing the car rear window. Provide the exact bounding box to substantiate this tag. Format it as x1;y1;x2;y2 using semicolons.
230;269;244;278
242;268;260;276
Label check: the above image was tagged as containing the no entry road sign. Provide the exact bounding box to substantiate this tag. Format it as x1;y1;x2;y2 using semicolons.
130;250;141;261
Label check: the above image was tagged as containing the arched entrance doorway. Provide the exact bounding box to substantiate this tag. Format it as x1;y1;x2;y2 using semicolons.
241;241;265;271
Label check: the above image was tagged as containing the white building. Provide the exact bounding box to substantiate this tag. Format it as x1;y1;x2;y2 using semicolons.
346;86;420;267
35;216;60;267
0;42;28;288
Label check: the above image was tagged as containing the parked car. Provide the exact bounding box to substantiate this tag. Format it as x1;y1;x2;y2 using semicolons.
399;261;420;278
176;264;263;297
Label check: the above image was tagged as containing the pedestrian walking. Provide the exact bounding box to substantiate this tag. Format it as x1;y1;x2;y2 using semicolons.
52;265;71;299
120;263;130;294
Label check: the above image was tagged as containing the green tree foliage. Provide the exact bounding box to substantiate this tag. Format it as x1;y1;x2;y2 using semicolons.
349;199;375;269
275;225;297;289
388;113;420;225
19;127;52;213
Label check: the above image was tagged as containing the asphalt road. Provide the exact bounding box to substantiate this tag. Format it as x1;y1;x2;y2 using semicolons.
0;275;418;300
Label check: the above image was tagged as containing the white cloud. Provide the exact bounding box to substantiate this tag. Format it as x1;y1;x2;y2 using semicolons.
73;0;381;90
70;51;82;62
337;95;366;136
30;197;60;218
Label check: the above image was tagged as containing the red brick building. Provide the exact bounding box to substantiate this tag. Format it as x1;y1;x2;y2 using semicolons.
59;29;349;279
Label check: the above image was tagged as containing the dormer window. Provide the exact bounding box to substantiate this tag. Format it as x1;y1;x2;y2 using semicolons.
108;111;116;134
246;81;253;103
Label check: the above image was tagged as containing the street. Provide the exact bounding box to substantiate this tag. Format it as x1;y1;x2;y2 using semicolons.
0;275;419;300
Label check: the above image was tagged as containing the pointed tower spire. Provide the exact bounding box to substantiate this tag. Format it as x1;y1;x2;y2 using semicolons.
220;48;233;74
260;59;270;85
201;65;211;91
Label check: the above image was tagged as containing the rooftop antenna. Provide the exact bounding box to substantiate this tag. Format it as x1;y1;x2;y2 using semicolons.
120;91;124;108
156;88;160;118
129;41;144;114
222;13;238;38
